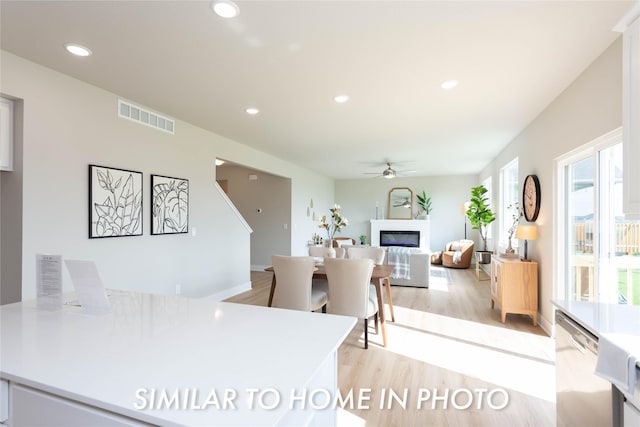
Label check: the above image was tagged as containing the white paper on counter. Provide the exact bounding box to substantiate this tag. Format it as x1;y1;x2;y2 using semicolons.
64;260;111;314
36;254;63;310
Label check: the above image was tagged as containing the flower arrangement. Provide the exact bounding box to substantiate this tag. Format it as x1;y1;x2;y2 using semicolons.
505;202;523;254
507;202;523;239
319;204;348;243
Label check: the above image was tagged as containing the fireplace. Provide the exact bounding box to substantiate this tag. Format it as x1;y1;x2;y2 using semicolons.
380;230;420;248
370;219;430;252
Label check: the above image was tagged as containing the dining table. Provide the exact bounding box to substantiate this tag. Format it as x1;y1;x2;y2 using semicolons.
265;263;396;347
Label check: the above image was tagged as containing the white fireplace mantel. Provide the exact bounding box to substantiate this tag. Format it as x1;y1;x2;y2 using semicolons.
370;219;431;252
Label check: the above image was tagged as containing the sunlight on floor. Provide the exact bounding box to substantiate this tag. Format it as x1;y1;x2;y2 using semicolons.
382;306;555;402
428;267;452;292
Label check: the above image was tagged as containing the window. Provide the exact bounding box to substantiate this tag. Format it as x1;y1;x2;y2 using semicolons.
482;176;493;239
557;129;639;305
499;158;519;245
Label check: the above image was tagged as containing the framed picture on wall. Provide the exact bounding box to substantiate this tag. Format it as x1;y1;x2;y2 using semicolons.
151;174;189;235
89;165;143;238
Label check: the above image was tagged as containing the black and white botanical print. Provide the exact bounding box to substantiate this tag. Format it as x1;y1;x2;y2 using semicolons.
89;165;143;238
151;175;189;235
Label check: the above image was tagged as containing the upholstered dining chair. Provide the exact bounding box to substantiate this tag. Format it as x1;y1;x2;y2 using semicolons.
324;257;377;349
308;246;336;262
334;247;346;259
346;246;386;265
271;255;327;312
346;246;395;322
307;246;336;296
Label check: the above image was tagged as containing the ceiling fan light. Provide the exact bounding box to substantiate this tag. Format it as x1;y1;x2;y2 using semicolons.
383;169;395;179
64;43;92;57
212;0;239;18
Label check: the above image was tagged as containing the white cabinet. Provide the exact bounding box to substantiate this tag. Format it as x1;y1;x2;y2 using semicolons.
0;97;13;171
0;380;7;425
9;383;152;426
623;15;640;217
624;400;640;427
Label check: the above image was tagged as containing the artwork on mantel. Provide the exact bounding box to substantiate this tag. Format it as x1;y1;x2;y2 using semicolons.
151;174;189;235
89;165;143;238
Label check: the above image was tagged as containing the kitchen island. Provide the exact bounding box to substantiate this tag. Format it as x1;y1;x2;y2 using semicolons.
0;291;356;426
552;300;640;427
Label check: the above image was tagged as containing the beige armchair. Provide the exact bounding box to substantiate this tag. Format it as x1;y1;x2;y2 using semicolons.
441;240;474;269
324;258;377;349
271;255;327;312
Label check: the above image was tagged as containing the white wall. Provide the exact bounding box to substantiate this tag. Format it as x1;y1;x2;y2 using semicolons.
479;38;623;331
216;165;291;269
0;51;335;301
335;174;479;252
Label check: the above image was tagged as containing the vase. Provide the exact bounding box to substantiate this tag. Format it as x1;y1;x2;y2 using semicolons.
505;237;515;254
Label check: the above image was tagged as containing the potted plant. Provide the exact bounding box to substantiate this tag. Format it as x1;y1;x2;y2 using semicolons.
416;190;432;219
466;185;496;264
359;235;367;245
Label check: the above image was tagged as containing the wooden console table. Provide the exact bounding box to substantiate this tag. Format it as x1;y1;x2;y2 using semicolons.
490;256;538;325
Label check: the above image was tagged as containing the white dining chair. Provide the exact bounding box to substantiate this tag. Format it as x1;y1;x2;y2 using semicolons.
307;246;336;297
334;247;346;259
324;257;377;349
308;246;336;262
346;246;395;322
271;255;327;312
346;246;386;265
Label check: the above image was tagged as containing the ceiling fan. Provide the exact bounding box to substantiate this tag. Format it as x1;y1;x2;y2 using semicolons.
364;162;415;179
393;197;412;208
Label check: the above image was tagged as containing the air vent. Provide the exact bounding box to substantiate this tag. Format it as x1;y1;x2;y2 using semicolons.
118;99;175;134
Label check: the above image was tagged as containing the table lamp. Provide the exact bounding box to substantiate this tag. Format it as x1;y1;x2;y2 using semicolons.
515;225;537;261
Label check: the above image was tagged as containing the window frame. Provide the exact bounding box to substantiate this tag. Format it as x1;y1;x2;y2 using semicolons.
554;128;624;302
499;157;519;247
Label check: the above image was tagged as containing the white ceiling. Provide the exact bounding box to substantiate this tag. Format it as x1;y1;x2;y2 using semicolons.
0;1;635;179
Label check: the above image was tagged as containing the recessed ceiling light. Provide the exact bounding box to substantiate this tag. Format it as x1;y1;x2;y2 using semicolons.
215;159;225;166
334;95;349;103
64;43;92;57
441;80;458;90
246;108;259;115
212;0;239;18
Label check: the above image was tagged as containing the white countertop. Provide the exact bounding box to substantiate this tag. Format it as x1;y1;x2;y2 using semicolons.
0;291;356;426
552;299;640;337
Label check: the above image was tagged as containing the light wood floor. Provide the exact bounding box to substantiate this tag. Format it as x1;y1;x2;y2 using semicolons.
225;266;555;426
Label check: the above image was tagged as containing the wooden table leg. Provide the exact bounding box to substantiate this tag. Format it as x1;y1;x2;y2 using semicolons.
375;278;387;347
267;274;276;307
384;277;395;322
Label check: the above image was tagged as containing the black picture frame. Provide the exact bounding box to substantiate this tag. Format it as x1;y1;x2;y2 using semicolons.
89;164;143;238
151;174;189;235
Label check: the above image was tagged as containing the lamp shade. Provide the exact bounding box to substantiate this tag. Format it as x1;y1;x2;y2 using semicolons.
515;225;538;240
461;201;471;215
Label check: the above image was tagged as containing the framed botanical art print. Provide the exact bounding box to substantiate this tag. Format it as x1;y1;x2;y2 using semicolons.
151;174;189;235
89;165;143;238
